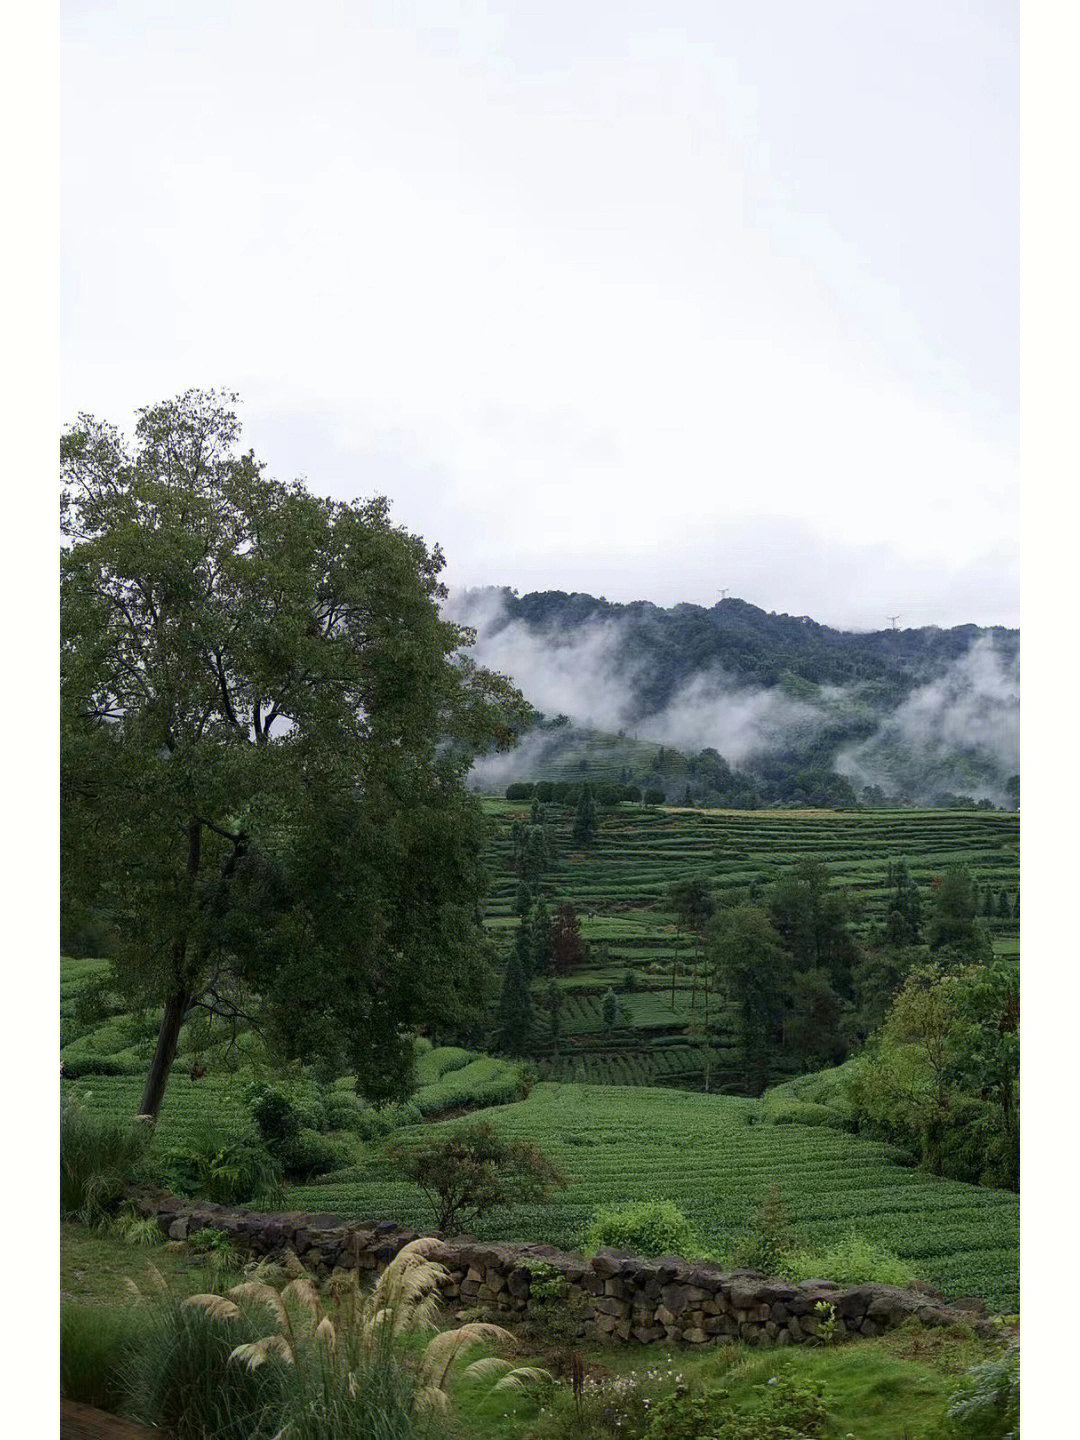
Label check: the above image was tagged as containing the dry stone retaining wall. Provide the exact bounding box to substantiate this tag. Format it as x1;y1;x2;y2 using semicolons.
132;1193;991;1346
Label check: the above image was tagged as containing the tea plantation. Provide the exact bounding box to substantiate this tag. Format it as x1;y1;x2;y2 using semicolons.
61;804;1019;1312
483;800;1019;1087
285;1081;1019;1312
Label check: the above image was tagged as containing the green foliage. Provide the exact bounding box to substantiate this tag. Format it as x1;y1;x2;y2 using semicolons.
708;905;790;1092
159;1119;284;1207
781;1229;916;1288
497;944;534;1056
60;1102;151;1224
122;1286;288;1440
517;1259;592;1347
639;1374;831;1440
759;1099;838;1127
247;1084;303;1147
61;389;528;1121
947;1343;1019;1440
292;1079;1019;1310
108;1208;166;1248
584;1200;697;1259
277;1127;351;1180
61;1303;143;1411
389;1119;567;1232
929;866;992;961
324;1090;364;1130
573;783;599;846
727;1187;800;1275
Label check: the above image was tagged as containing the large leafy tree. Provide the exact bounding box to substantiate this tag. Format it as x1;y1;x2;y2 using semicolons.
61;390;528;1120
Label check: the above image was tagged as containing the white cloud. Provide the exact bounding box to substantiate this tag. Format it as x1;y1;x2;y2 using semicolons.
62;1;1018;626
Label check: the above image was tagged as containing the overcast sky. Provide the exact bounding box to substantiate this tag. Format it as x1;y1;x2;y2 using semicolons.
62;0;1018;630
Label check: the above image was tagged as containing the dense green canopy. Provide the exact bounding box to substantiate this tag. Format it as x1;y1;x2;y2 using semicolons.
61;389;528;1117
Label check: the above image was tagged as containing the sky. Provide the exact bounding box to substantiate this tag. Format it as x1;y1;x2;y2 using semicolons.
61;0;1018;630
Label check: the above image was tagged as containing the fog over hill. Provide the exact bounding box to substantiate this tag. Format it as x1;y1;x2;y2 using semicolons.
446;588;1019;809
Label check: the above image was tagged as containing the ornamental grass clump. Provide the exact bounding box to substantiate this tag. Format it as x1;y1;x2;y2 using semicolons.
121;1266;286;1440
160;1239;549;1439
60;1101;150;1224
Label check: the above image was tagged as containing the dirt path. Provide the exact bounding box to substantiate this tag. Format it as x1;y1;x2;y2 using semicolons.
60;1400;157;1439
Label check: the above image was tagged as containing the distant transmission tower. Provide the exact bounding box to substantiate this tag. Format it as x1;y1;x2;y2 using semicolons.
717;588;730;602
887;614;901;630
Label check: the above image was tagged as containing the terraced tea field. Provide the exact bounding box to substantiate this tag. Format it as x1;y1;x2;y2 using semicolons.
481;801;1019;1087
287;1081;1019;1311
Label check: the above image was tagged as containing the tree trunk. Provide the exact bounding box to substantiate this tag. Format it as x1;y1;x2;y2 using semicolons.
137;820;201;1123
137;987;191;1121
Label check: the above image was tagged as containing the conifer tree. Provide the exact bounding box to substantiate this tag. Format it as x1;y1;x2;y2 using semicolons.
496;948;533;1056
572;783;598;847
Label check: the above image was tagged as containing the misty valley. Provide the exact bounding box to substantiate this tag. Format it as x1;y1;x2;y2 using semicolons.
453;587;1019;812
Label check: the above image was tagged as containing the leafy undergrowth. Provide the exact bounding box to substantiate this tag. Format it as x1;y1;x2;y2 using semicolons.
453;1323;1014;1440
62;1223;1015;1440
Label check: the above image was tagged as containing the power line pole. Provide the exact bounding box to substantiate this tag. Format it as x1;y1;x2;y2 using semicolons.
887;614;900;630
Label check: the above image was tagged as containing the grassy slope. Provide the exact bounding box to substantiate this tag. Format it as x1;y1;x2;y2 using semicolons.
287;1081;1018;1311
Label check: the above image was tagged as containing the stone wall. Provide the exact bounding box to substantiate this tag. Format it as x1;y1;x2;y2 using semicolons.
131;1192;992;1345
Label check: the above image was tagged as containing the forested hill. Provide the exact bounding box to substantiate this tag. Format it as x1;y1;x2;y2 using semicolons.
487;590;1017;704
450;589;1020;809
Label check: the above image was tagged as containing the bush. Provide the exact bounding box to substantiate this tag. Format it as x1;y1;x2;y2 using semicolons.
583;1200;697;1259
248;1086;302;1147
389;1120;567;1231
324;1091;364;1131
61;1303;143;1411
60;1103;151;1223
505;782;535;801
122;1287;287;1440
760;1099;837;1127
278;1127;350;1180
726;1187;799;1274
644;788;666;806
781;1229;916;1287
947;1343;1019;1440
159;1121;284;1207
61;1055;133;1078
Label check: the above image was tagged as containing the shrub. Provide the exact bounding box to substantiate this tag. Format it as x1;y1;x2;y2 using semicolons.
760;1099;837;1127
60;1102;150;1223
108;1208;165;1247
60;1055;133;1079
725;1187;799;1275
122;1284;287;1440
947;1343;1019;1440
278;1127;351;1180
389;1121;567;1232
61;1303;143;1412
159;1121;284;1208
517;1260;592;1348
706;1375;832;1440
583;1200;697;1259
781;1229;916;1287
324;1091;364;1131
248;1085;302;1147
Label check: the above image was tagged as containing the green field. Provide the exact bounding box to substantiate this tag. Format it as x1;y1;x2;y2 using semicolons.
61;804;1019;1314
483;801;1019;1087
286;1081;1018;1311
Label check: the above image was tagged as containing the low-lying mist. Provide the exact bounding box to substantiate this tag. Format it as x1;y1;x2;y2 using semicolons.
447;589;1019;804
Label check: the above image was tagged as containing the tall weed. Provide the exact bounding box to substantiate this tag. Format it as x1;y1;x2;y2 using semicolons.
60;1102;150;1224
